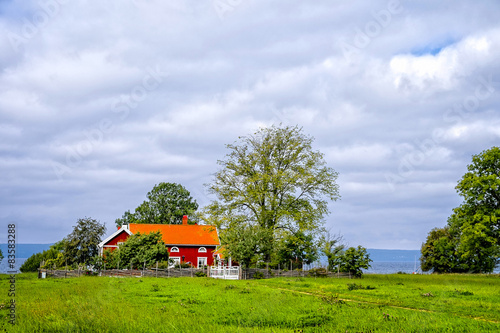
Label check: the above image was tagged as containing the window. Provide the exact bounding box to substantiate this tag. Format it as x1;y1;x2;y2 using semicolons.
197;257;207;268
170;246;179;253
170;257;180;267
198;247;207;253
117;242;124;246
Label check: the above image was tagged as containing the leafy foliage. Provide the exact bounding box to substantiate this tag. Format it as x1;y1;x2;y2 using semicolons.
41;252;66;269
205;125;340;261
110;231;169;268
218;219;263;268
19;244;62;272
319;231;345;271
339;246;372;278
64;217;106;265
276;230;318;268
116;182;199;227
420;227;462;273
421;147;500;273
0;248;3;261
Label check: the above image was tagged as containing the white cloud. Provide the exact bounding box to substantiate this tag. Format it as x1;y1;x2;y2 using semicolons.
1;0;500;250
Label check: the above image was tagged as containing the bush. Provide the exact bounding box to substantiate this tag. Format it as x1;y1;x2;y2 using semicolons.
308;267;328;277
454;289;473;296
347;283;375;291
156;260;173;269
175;262;193;268
253;271;265;279
195;271;207;277
20;248;60;272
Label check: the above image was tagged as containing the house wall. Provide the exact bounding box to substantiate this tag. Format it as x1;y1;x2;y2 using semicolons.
169;246;217;267
102;230;130;252
101;232;217;267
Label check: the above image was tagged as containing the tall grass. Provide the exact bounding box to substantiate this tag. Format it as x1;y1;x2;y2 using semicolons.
1;273;499;332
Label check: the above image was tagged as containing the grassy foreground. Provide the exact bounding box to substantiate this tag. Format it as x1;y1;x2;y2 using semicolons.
1;273;499;332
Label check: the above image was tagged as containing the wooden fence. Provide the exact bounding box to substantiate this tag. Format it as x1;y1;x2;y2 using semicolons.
39;267;350;279
39;267;209;279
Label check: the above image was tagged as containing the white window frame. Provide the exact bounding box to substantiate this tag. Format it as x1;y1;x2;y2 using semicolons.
117;242;124;246
170;246;180;253
197;257;207;268
198;247;207;253
170;257;181;267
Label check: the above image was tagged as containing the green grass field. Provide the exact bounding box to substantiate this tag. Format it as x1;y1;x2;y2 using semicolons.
1;273;499;332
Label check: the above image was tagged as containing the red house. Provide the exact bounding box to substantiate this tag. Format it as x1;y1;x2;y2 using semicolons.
98;216;220;268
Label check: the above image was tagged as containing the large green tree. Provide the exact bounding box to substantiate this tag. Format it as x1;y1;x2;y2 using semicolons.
206;125;340;261
421;147;500;273
64;217;106;265
116;182;199;227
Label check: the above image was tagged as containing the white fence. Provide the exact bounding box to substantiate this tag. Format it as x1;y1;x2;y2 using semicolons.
209;266;240;280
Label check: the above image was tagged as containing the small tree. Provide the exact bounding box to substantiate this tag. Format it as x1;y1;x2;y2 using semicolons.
340;246;372;278
276;231;318;269
222;221;262;269
64;217;106;265
0;248;3;261
420;227;464;273
116;231;169;268
320;231;345;271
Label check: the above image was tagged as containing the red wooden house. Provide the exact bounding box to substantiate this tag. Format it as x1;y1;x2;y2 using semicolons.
98;216;220;268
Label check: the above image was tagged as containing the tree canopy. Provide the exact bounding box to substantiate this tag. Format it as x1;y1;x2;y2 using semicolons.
64;217;106;265
276;230;318;268
421;147;500;273
116;182;199;227
205;125;340;261
339;246;372;278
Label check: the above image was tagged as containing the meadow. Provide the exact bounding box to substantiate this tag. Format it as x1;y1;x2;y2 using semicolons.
1;273;499;332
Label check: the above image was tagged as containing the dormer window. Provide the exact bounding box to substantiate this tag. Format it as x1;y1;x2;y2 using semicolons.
170;246;179;253
198;247;207;253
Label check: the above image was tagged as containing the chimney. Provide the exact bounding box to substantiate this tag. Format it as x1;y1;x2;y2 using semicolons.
182;215;188;225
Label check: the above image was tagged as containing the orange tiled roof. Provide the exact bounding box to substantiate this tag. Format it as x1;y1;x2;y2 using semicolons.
128;223;220;246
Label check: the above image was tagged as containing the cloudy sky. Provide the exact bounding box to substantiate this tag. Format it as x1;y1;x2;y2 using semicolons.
1;0;499;250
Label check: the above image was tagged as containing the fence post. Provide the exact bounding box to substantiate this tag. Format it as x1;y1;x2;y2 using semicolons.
156;261;158;278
